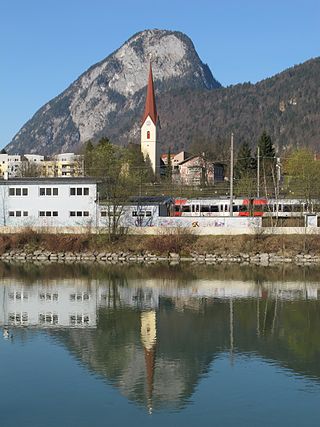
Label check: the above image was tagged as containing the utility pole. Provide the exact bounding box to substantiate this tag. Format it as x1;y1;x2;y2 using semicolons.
257;145;260;198
230;132;234;217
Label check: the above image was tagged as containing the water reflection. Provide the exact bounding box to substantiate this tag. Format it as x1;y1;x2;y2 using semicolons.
1;262;320;413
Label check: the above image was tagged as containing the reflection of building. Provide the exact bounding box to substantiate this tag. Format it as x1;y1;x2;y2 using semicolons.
0;282;98;328
141;310;157;414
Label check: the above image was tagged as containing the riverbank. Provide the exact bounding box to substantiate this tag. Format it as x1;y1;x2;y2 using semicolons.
0;232;320;264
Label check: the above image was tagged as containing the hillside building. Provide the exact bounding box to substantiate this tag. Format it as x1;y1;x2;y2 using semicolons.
0;153;84;178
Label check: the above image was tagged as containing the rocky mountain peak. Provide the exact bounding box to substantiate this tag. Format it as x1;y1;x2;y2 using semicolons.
6;29;220;155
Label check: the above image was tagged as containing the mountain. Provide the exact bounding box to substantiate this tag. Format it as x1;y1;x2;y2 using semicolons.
157;57;320;156
6;29;320;156
6;29;220;155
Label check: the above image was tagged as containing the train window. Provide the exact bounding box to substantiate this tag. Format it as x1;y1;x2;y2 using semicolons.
283;205;291;212
146;211;152;217
210;205;219;212
182;206;191;212
233;206;239;212
239;205;248;212
225;205;228;212
292;204;302;212
201;205;210;213
196;205;200;212
254;205;263;212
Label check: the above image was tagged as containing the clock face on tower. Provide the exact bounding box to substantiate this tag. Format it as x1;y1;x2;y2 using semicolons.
146;120;151;126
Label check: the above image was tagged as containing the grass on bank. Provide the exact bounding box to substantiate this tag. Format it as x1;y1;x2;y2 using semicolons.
0;229;319;255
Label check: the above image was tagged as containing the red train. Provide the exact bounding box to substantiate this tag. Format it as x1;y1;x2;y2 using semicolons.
173;197;310;217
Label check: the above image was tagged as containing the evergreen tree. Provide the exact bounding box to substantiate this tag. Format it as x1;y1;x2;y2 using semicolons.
257;131;276;195
234;142;256;180
83;140;94;176
258;131;275;160
165;148;173;182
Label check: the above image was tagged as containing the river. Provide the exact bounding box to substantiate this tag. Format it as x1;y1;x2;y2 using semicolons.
1;262;320;426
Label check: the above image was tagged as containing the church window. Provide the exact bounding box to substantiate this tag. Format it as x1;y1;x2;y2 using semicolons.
147;131;150;139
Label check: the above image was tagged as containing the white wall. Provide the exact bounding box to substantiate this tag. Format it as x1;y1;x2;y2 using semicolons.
141;116;160;175
0;180;98;227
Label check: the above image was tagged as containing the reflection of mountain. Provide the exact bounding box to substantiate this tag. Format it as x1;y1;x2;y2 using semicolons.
1;264;320;412
53;295;320;412
53;300;226;411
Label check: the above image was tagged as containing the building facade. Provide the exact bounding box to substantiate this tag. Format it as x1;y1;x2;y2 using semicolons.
0;153;84;178
176;155;225;186
0;177;98;227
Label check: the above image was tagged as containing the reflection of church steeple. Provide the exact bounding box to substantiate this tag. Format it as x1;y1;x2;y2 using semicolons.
140;310;157;414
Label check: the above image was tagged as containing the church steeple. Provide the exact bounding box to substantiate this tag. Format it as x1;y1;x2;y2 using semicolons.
141;63;158;126
140;63;160;176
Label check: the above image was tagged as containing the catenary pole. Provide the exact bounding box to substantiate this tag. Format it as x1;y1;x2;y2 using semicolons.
230;132;234;217
257;145;260;198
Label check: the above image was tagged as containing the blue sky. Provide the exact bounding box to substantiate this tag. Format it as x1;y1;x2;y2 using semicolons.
0;0;319;149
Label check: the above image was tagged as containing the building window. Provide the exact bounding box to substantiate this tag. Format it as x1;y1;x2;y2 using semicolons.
8;312;28;325
9;187;28;196
70;314;90;326
39;211;58;217
39;187;58;196
9;211;28;217
39;292;58;301
39;313;58;325
147;131;150;139
70;211;90;217
101;211;107;217
70;187;89;196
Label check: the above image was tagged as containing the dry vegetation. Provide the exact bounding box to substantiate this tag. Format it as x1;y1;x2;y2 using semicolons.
0;230;320;256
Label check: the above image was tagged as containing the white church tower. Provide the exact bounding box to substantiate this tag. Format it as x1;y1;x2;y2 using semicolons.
141;64;160;177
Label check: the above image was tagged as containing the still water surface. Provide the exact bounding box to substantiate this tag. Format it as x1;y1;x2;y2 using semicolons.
1;262;320;426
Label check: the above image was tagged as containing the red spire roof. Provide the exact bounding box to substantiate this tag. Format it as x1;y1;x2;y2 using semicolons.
141;63;158;126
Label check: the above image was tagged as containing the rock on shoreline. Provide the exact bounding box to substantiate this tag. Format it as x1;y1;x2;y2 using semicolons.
0;250;320;265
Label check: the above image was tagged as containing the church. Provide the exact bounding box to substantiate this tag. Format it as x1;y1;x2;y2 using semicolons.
140;64;160;177
140;64;225;185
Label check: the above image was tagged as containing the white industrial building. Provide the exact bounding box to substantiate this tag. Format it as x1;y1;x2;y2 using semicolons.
0;177;99;228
